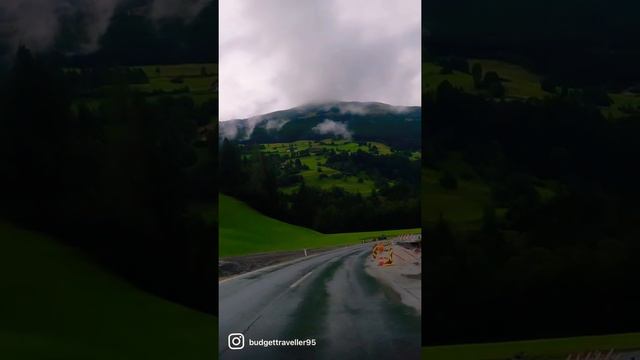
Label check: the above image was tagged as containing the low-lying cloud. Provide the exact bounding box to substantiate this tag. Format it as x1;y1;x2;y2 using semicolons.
312;119;352;140
265;118;290;131
327;102;414;116
219;121;240;141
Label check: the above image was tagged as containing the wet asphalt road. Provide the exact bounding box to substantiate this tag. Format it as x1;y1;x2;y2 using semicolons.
218;244;421;360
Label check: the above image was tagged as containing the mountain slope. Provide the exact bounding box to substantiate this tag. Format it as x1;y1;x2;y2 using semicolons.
0;223;216;359
219;101;421;150
219;194;419;257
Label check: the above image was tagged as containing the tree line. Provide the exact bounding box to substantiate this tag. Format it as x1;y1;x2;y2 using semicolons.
219;139;420;233
423;79;640;344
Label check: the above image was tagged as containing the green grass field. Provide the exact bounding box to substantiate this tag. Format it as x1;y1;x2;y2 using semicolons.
422;167;557;230
295;155;376;194
421;153;491;230
422;168;491;229
71;63;217;109
262;139;392;156
133;63;217;105
475;59;549;99
423;333;640;360
0;223;216;359
424;59;640;119
423;59;549;99
262;139;396;194
607;93;640;118
423;62;475;94
219;194;419;257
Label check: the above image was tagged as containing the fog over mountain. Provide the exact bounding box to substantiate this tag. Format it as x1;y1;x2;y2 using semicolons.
219;101;421;150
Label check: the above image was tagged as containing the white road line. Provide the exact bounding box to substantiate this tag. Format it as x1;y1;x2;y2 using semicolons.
219;243;365;285
219;254;319;284
289;271;313;289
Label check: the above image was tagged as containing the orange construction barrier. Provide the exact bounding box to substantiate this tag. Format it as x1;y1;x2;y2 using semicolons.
378;250;393;266
371;243;385;259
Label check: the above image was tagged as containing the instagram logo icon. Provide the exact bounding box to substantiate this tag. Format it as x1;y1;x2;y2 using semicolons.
228;333;245;350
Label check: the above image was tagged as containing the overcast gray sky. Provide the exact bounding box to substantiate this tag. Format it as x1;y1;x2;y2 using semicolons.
219;0;421;121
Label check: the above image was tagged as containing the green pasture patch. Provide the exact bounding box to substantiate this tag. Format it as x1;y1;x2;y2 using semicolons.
472;59;549;99
261;140;394;195
607;93;640;118
422;168;491;229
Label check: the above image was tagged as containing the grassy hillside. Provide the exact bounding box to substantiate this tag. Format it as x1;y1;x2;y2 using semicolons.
424;59;548;99
0;223;216;359
69;63;217;109
134;63;217;105
422;168;491;230
476;59;548;98
261;139;397;194
423;62;474;94
262;139;393;156
219;195;419;257
295;155;375;194
423;333;640;360
608;92;640;118
424;60;640;118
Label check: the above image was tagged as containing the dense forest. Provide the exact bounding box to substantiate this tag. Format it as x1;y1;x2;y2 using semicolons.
424;82;640;344
219;138;420;234
0;47;218;314
423;0;640;344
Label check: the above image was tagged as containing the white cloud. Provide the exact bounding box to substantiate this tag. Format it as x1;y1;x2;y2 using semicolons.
219;0;421;121
312;119;352;139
